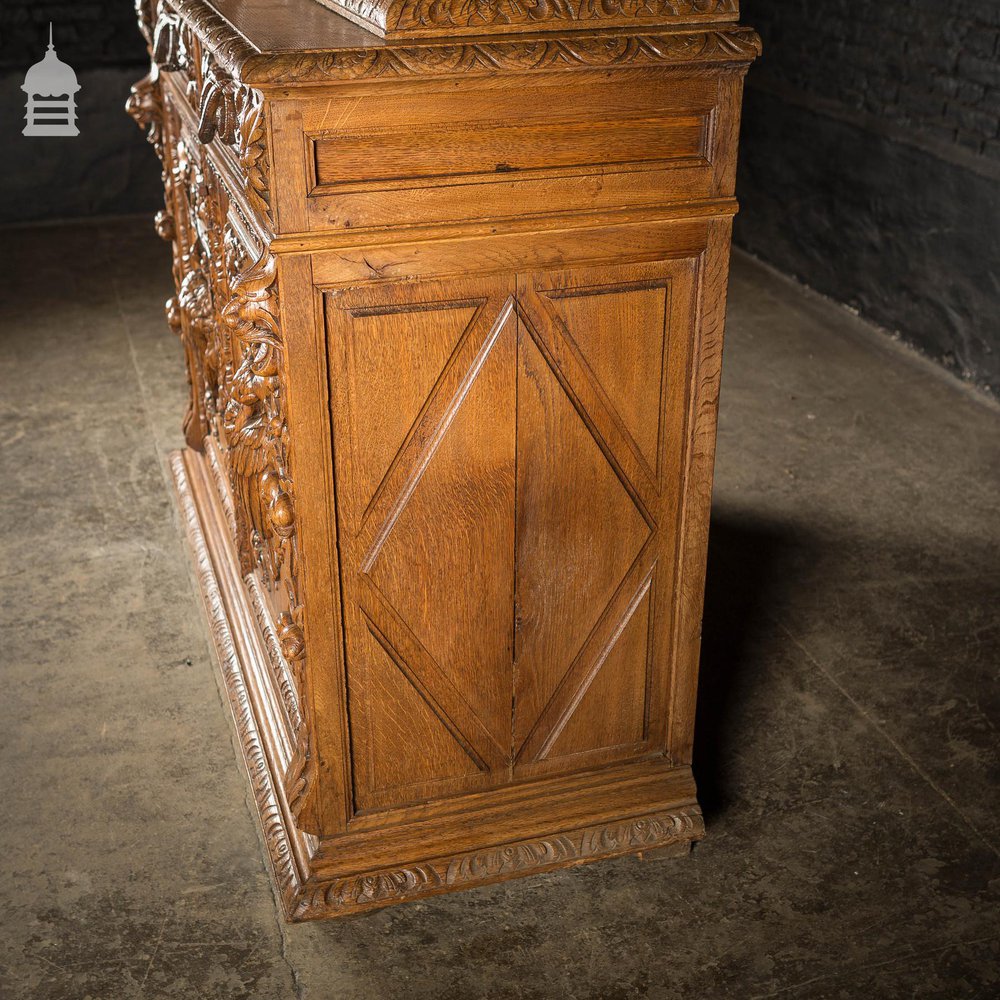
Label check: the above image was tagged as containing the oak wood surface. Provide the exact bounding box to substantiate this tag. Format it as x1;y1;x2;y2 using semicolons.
130;0;757;919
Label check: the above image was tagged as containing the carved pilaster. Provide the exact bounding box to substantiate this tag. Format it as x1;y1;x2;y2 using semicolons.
219;249;316;828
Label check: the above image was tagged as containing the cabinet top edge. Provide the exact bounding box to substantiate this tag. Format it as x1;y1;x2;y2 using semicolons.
146;0;758;85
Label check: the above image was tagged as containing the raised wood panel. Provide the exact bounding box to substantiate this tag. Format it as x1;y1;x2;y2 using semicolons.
512;257;699;777
547;282;670;476
299;73;730;232
327;277;517;810
512;327;652;754
300;77;717;137
547;584;653;759
340;300;479;512
358;623;483;793
325;253;701;802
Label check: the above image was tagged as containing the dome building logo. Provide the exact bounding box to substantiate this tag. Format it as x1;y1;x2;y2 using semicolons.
22;24;80;137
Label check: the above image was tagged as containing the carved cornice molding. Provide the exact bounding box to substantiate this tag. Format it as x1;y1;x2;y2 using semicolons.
295;806;704;918
319;0;738;39
245;27;760;84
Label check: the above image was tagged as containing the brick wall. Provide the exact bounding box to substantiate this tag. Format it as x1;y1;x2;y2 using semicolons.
748;1;1000;161
0;2;147;71
737;0;1000;393
0;3;160;225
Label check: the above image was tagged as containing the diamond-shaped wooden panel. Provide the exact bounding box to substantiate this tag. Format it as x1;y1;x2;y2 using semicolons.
367;309;517;752
513;330;651;751
327;277;518;808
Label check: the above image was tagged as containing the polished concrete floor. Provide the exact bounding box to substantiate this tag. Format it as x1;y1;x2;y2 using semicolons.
1;219;998;1000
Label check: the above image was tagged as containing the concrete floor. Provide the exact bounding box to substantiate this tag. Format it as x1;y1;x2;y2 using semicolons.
1;218;998;1000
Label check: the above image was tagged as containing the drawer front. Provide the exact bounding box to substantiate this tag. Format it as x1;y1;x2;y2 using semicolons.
299;71;743;233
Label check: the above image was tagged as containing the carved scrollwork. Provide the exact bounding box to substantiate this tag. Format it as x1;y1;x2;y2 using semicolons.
152;7;183;72
197;67;239;145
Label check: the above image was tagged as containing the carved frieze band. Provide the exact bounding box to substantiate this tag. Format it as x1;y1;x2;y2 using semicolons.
295;807;703;918
139;0;757;86
243;27;761;84
323;0;738;36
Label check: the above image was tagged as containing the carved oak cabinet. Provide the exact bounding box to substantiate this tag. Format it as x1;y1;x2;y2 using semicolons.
129;0;758;920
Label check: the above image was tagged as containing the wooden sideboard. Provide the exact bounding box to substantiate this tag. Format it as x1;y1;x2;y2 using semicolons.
128;0;759;921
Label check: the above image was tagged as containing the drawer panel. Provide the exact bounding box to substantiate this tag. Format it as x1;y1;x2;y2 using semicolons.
314;113;708;187
295;70;742;233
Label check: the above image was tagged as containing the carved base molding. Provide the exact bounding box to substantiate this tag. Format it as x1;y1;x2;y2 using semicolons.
172;446;705;921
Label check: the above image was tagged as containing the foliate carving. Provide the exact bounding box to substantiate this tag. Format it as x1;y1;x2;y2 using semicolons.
392;0;738;31
295;806;703;918
253;28;761;85
125;70;164;163
219;249;316;824
235;91;272;224
197;58;272;225
220;250;285;576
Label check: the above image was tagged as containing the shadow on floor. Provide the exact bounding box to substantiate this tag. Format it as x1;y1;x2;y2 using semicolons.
693;509;803;823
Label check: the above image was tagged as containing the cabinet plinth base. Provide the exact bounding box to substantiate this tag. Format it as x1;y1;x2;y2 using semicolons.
172;446;706;921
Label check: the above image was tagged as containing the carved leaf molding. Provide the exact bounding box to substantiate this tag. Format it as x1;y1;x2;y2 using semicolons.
197;65;272;225
255;27;761;84
295;806;703;916
392;0;739;30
